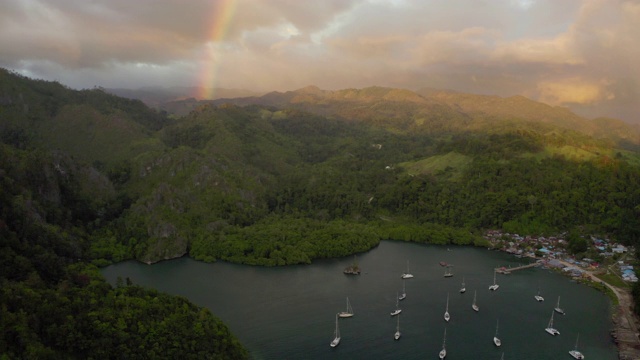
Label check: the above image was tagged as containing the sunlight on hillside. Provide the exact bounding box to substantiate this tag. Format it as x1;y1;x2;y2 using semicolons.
399;152;472;179
521;145;640;164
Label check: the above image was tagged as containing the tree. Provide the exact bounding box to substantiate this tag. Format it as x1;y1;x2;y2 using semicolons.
567;231;589;254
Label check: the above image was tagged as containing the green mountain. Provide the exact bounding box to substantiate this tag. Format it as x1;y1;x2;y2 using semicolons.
0;69;169;165
106;86;262;109
0;69;248;359
208;85;640;151
3;68;640;357
4;68;640;264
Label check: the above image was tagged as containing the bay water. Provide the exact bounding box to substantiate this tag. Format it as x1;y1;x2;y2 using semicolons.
101;241;617;359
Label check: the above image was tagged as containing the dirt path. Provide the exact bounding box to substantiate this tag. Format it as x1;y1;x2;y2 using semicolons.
557;260;640;359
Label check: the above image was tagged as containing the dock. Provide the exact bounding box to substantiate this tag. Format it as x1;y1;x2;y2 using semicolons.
495;262;540;274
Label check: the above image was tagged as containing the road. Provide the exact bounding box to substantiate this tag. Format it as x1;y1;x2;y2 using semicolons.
557;259;640;359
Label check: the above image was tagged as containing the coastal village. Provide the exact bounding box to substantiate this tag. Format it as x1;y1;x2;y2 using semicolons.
484;230;637;282
484;230;640;360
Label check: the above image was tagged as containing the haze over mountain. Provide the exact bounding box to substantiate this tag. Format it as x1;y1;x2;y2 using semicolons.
200;85;640;149
106;86;263;108
1;0;638;123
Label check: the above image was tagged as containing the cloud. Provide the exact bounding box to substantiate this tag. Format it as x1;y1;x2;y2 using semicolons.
492;34;580;65
0;0;638;122
536;77;609;105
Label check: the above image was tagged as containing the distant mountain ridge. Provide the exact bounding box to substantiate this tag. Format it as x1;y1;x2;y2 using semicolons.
106;86;263;109
109;83;640;149
202;85;640;148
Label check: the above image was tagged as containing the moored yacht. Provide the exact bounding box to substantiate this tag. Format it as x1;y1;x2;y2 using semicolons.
330;314;340;347
338;297;354;318
554;296;565;315
569;333;585;359
438;328;447;359
401;260;414;279
398;280;406;301
472;290;479;312
545;310;560;336
391;292;402;316
493;319;501;347
444;265;453;278
444;293;450;322
535;288;544;302
489;270;499;291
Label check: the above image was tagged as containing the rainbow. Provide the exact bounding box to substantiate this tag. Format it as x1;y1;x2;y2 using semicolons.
198;0;238;99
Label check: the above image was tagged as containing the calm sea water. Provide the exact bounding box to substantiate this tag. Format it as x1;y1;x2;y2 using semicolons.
101;241;617;360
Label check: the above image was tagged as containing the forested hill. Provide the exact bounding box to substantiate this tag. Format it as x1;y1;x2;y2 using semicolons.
208;85;640;150
0;69;248;359
2;68;640;356
2;67;640;267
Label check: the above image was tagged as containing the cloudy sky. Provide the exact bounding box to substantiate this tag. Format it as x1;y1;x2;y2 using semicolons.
1;0;638;122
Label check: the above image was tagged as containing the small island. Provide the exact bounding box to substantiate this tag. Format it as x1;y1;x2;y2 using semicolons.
344;256;361;275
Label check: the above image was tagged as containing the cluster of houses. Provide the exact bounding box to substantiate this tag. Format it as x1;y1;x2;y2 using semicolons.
484;230;637;282
484;230;568;259
620;263;638;282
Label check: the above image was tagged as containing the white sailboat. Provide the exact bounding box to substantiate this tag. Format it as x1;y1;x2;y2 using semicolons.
439;328;447;359
330;314;341;347
554;296;565;315
398;280;407;301
472;290;479;312
338;297;354;318
545;310;560;336
459;277;466;293
391;292;402;316
444;293;450;322
493;319;502;347
444;265;453;278
535;285;544;302
401;260;414;279
489;270;499;291
569;333;585;359
394;313;401;340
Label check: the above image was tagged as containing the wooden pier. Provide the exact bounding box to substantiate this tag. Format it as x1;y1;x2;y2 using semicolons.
495;262;540;274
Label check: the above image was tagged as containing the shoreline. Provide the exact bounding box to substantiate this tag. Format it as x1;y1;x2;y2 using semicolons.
548;258;640;359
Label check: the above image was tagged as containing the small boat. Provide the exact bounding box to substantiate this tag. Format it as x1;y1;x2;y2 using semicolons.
460;277;466;293
439;328;447;359
569;333;585;359
330;314;340;347
440;261;447;267
444;293;450;322
394;313;401;340
444;266;453;278
398;280;407;301
391;292;402;316
535;285;544;302
489;270;499;291
493;319;501;347
554;296;565;315
401;260;414;279
472;290;479;312
545;310;560;336
338;297;354;318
